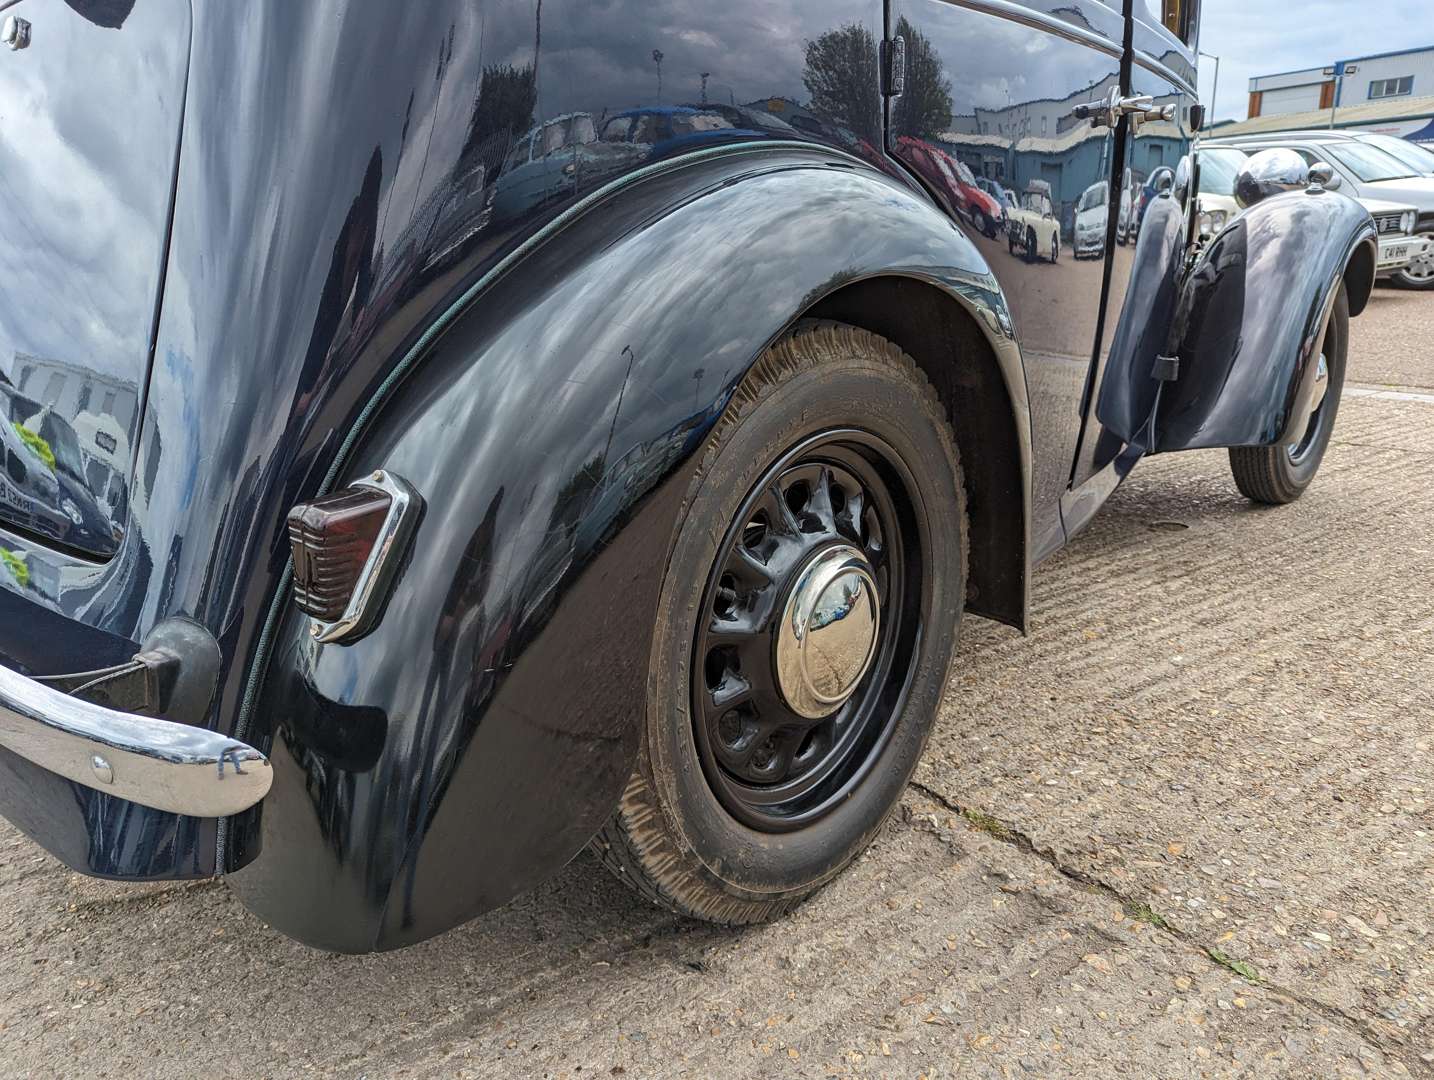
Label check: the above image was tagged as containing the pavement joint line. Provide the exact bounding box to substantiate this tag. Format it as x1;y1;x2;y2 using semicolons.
1346;385;1434;405
905;779;1421;1075
1331;439;1434;458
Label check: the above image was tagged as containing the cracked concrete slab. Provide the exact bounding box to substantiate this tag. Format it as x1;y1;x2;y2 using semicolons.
0;290;1430;1078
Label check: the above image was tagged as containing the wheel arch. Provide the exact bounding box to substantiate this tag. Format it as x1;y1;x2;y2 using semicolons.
229;147;1034;951
802;276;1028;631
1343;236;1376;317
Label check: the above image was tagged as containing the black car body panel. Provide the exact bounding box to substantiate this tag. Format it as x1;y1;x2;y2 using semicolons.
1147;190;1377;451
226;150;1030;951
0;0;189;558
0;0;1379;949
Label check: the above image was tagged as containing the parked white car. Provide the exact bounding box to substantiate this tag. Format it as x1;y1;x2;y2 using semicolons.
1073;180;1108;258
1116;167;1135;245
1007;179;1061;262
1193;146;1243;237
1219;132;1434;289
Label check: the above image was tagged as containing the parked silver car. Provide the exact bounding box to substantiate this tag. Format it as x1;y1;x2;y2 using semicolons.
1217;131;1434;289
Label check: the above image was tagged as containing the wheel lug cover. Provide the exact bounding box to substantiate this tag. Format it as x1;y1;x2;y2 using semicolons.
775;545;880;719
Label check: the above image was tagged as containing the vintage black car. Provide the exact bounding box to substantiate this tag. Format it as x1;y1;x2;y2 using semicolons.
0;0;1376;952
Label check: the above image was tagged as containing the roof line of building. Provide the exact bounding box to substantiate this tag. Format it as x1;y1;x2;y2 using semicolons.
1250;42;1434;88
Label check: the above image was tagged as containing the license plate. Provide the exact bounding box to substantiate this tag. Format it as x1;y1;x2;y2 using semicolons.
1385;244;1410;262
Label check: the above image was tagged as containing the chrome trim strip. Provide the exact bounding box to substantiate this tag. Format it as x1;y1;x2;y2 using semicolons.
1133;50;1198;97
307;470;421;645
0;665;271;817
928;0;1124;60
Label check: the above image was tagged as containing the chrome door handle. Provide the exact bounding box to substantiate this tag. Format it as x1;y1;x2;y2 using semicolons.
1121;95;1177;130
1073;89;1177;130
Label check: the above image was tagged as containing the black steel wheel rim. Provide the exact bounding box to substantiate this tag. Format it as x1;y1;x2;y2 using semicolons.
691;429;924;833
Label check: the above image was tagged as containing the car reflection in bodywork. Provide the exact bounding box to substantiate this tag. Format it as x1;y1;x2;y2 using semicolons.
1074;180;1110;259
0;386;117;555
489;113;630;228
898;137;1004;239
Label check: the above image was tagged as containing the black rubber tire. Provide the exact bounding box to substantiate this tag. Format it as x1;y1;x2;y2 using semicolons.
1025;227;1038;264
1229;286;1349;505
1050;232;1060;263
590;322;968;925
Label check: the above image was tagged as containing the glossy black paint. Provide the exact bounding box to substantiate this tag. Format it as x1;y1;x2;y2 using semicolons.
229;152;1030;951
0;0;188;559
1145;190;1376;451
0;0;1377;951
0;0;904;879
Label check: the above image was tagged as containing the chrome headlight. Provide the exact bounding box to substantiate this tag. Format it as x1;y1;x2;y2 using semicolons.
1402;210;1417;235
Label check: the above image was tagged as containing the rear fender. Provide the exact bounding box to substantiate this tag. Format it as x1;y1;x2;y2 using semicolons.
1152;189;1376;452
229;148;1031;951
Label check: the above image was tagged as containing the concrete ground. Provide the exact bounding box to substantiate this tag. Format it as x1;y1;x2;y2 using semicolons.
1;289;1431;1080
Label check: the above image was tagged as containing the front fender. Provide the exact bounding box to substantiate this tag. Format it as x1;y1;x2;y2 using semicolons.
1154;189;1377;451
229;147;1029;951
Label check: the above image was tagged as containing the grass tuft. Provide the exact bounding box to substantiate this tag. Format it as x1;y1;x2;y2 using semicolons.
1127;902;1176;933
1207;948;1261;983
960;809;1012;840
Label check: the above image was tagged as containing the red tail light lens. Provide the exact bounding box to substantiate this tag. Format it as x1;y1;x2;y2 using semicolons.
287;487;393;622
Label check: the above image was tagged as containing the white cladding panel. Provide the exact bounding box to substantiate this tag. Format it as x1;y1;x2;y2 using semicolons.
1261;84;1325;116
1250;67;1326;93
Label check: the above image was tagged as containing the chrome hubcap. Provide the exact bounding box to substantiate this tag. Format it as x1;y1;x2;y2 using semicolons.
1310;352;1329;412
775;545;880;720
1290;352;1329;463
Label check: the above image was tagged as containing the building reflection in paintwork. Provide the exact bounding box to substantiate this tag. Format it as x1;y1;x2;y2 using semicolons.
0;0;186;559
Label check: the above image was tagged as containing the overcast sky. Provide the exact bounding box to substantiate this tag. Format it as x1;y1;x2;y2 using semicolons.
1197;0;1434;123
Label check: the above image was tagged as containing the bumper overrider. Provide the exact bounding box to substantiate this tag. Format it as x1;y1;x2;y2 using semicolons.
0;663;271;818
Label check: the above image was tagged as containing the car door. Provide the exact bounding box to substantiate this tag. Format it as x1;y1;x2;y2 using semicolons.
1068;0;1196;488
887;0;1127;560
0;0;191;558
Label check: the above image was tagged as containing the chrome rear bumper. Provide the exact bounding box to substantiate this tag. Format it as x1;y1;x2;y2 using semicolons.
0;664;271;817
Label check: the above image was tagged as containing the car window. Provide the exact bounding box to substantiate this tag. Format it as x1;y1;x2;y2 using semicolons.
1022;193;1051;216
600;116;632;143
537;116;597;155
1198;148;1247;195
570;116;597;146
631;113;670;143
1321;142;1417;182
1360;135;1434;174
671;112;736;136
1078;183;1108;211
540;122;569;156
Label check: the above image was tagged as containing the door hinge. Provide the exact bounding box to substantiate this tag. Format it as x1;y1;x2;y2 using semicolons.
882;36;906;97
